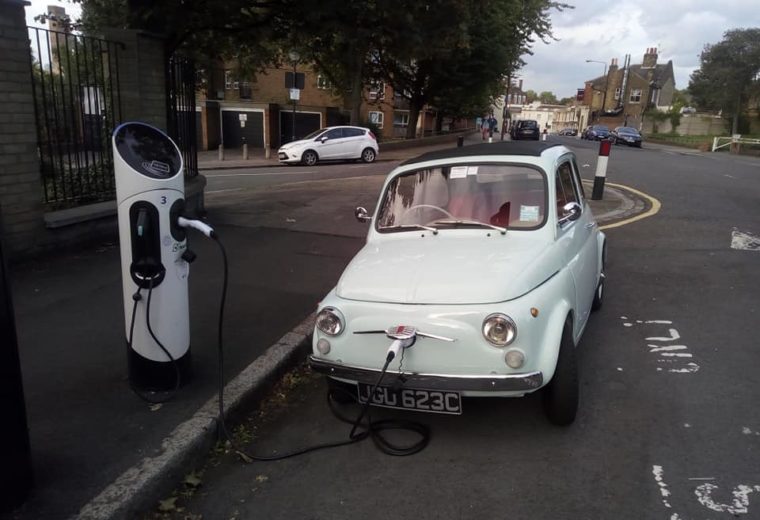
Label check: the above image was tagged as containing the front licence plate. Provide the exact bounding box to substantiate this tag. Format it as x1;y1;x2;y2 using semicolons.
357;383;462;415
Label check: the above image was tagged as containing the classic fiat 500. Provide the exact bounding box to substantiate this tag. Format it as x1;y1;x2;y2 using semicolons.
310;142;606;425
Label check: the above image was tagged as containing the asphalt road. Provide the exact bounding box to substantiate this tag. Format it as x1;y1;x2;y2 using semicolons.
151;137;760;520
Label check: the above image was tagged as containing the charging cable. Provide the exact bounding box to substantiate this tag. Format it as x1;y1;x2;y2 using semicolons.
199;228;430;459
127;276;182;403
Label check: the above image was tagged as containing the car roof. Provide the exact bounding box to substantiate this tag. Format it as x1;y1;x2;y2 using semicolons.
401;141;565;166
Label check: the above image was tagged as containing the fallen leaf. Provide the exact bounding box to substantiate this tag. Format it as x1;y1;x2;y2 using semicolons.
158;496;178;512
255;474;269;483
149;403;162;412
236;450;253;464
183;471;203;488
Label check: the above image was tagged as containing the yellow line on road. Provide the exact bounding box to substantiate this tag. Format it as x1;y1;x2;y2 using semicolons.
599;182;661;230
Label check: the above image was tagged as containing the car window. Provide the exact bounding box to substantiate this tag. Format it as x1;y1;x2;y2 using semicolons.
325;128;344;139
556;162;578;218
571;159;586;200
521;120;538;128
376;164;547;231
343;128;364;137
305;129;326;139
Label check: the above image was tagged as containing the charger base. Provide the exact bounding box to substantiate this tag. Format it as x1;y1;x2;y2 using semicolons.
127;344;192;391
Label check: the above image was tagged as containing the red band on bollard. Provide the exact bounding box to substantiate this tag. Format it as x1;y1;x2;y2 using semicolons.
599;139;612;157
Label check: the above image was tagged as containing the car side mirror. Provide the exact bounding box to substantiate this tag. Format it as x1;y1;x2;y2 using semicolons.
558;202;581;225
319;136;329;143
355;206;371;223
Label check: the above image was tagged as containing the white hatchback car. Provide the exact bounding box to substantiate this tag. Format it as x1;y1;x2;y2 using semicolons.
277;126;378;166
310;141;606;425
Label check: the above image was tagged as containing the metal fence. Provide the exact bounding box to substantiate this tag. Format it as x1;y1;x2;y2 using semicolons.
166;55;198;178
28;26;123;208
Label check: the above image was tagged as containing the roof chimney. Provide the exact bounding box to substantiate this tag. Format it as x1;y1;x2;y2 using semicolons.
609;58;619;73
642;47;658;69
518;79;523;91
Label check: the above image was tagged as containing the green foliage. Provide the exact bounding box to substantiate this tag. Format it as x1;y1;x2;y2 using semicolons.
689;28;760;134
362;120;383;142
538;91;558;104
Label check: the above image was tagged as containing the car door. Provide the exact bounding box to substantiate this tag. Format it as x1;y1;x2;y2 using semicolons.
342;127;365;158
555;157;598;336
316;128;346;159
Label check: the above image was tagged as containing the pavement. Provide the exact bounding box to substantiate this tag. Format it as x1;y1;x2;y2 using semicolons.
4;136;648;520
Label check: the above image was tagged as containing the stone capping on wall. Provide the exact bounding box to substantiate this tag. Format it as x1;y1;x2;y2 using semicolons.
379;130;476;151
43;176;207;229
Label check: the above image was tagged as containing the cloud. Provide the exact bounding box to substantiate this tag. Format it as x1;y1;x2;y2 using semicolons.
522;0;760;94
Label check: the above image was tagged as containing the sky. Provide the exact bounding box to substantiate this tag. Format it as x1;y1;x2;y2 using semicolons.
519;0;760;98
25;0;760;99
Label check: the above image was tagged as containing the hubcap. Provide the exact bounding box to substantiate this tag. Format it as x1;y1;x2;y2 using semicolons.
363;150;374;162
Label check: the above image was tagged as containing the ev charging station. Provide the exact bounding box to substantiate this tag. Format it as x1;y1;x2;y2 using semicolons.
113;122;192;391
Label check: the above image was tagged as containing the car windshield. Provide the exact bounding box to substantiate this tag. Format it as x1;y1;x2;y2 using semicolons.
593;125;609;131
521;120;538;128
618;127;639;134
376;164;547;232
304;129;326;140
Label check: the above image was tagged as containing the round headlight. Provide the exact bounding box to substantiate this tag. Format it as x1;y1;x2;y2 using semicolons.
316;307;344;336
482;313;517;346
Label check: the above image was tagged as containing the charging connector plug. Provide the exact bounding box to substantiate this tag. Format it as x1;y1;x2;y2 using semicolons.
177;216;215;238
386;337;414;362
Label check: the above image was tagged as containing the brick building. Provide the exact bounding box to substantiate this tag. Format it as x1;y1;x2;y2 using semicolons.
582;48;675;129
196;63;450;150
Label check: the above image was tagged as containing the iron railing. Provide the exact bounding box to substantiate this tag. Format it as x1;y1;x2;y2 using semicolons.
166;56;198;178
28;26;122;207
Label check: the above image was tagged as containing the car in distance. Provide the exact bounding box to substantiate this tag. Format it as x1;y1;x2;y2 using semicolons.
278;126;378;166
558;128;577;136
309;141;607;425
611;126;643;147
510;119;540;141
581;125;611;141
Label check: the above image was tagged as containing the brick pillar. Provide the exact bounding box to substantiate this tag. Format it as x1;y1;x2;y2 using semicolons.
100;28;168;131
0;0;46;259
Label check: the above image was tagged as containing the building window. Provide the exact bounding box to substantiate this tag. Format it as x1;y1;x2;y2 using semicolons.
629;89;642;103
393;111;409;127
239;81;251;99
369;111;384;128
614;87;621;100
317;74;331;90
369;81;385;101
224;70;239;90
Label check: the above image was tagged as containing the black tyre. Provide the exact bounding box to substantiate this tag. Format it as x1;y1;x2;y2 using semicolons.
592;241;606;312
361;147;376;163
301;150;318;166
543;320;579;426
327;378;357;404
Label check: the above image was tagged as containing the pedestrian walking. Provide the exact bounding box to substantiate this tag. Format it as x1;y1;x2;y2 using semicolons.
481;115;489;140
488;115;498;138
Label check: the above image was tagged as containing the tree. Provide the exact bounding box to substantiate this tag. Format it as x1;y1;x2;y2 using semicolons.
524;89;538;104
689;28;760;134
558;96;574;105
538;91;558;104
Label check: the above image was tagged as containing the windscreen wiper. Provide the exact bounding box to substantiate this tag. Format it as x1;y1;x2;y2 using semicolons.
382;224;438;235
430;219;507;235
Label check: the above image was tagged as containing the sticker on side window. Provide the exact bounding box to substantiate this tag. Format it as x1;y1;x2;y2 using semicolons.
450;166;468;179
466;166;479;176
519;205;539;222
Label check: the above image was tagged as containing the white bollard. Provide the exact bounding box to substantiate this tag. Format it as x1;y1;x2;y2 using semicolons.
218;144;224;161
243;143;248;160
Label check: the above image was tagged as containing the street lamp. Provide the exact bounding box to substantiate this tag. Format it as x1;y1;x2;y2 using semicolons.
586;59;608;120
288;50;300;143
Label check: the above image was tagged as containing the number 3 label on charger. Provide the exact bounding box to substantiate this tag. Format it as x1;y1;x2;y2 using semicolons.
160;195;167;204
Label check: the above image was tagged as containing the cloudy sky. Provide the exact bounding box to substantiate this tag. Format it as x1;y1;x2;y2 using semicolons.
26;0;760;99
520;0;760;98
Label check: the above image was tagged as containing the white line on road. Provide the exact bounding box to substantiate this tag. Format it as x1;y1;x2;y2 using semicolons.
731;229;760;251
207;171;315;177
206;188;243;194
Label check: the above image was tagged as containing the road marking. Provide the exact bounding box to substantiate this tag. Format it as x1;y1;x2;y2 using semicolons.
731;229;760;251
206;188;243;194
207;170;315;177
652;465;673;508
622;318;699;374
598;182;661;230
742;427;760;436
695;483;760;515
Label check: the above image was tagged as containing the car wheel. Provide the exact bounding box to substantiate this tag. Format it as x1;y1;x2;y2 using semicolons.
327;378;356;404
301;150;318;166
361;147;376;163
543;319;579;426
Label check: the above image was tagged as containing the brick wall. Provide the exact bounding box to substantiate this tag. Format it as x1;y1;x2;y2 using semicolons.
0;0;46;259
102;28;167;130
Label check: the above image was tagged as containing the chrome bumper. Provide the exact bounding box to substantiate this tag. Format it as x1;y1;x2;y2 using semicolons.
309;356;543;392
